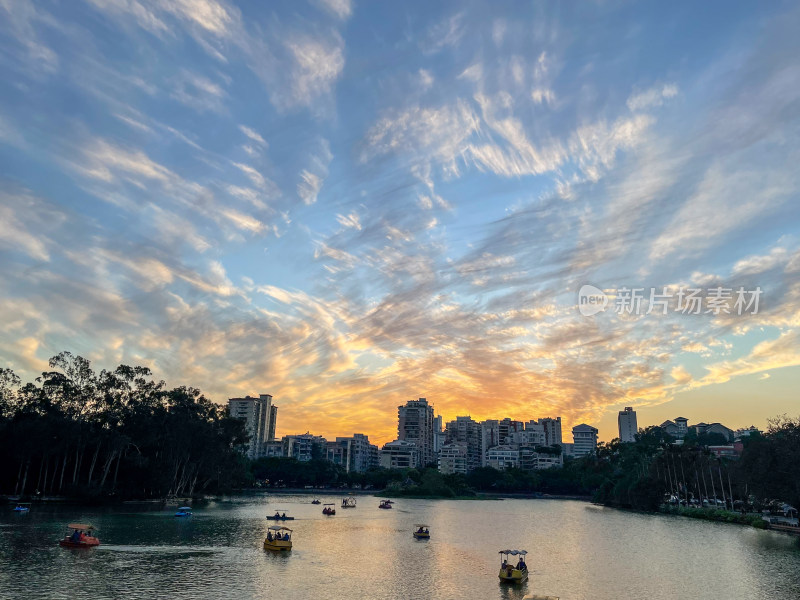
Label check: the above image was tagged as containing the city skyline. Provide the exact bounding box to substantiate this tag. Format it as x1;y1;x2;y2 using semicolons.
1;2;799;448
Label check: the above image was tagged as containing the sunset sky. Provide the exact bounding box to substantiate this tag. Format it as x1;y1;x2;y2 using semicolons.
1;1;798;446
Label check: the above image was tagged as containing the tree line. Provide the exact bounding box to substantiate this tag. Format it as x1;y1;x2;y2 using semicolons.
0;352;250;501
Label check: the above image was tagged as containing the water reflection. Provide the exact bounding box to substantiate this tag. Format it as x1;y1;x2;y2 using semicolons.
2;496;800;600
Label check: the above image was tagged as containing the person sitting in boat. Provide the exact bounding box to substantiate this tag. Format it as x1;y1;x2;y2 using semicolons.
281;513;286;519
70;529;81;543
424;528;429;534
516;558;526;570
417;527;425;534
274;511;281;518
266;532;273;542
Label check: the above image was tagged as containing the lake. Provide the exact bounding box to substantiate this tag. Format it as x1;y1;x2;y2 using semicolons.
2;495;799;600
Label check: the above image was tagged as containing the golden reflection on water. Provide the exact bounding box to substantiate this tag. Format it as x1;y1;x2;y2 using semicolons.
2;496;800;600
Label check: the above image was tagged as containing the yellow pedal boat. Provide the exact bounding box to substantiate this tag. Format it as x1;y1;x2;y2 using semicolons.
413;524;430;539
264;526;292;551
498;549;528;582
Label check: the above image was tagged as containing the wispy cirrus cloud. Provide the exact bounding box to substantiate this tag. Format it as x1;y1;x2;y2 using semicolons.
0;1;799;445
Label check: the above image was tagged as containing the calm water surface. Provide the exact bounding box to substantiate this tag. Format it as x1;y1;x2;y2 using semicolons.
2;495;799;600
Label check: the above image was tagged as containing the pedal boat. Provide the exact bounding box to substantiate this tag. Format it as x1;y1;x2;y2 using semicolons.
413;524;430;539
498;549;528;583
59;523;100;548
263;526;292;551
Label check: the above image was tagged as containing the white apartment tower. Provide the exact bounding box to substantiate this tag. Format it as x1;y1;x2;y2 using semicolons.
572;424;599;458
228;394;276;459
618;407;638;443
398;397;436;467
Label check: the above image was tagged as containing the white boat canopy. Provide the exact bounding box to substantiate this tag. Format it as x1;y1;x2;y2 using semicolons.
268;526;293;532
178;506;192;510
499;549;527;555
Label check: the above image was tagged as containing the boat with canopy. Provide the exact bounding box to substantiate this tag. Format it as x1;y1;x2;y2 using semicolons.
498;549;528;582
174;506;192;517
413;524;430;539
263;526;292;551
13;502;31;512
59;523;100;548
378;499;394;509
341;496;356;508
322;503;336;515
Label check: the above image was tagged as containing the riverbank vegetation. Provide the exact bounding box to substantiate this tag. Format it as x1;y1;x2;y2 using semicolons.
0;353;250;501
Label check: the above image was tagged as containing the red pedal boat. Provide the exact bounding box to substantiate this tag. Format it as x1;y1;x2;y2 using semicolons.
59;523;100;548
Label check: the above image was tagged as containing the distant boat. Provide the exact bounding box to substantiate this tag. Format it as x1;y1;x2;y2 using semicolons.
59;523;100;548
378;499;394;509
322;503;336;515
175;506;192;517
266;511;294;521
311;499;321;504
13;503;31;513
341;496;357;508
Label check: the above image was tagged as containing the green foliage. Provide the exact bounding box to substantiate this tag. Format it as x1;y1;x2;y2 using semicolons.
0;354;250;500
662;505;768;529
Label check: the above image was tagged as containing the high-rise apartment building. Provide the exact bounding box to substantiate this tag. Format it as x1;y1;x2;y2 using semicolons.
380;439;420;469
618;407;637;442
433;415;445;454
398;398;436;467
268;405;278;441
572;424;599;457
283;433;327;462
326;433;379;473
438;442;468;474
481;418;524;465
228;394;274;459
444;416;483;472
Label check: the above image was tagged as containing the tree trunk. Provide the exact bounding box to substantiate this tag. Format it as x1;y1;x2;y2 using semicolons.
20;460;30;496
36;456;45;493
709;465;717;503
87;442;101;486
41;458;49;496
49;456;60;495
59;450;68;493
718;466;727;509
99;450;117;489
727;470;735;508
13;460;23;496
112;452;121;491
701;462;709;501
679;454;689;504
72;443;81;485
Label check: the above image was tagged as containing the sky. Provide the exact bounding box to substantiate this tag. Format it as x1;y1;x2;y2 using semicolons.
1;0;799;446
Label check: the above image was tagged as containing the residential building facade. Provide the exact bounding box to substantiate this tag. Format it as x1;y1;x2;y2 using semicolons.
228;394;275;459
618;407;638;443
283;433;327;462
444;416;483;472
572;424;599;458
398;398;436;467
380;439;419;469
438;442;468;474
